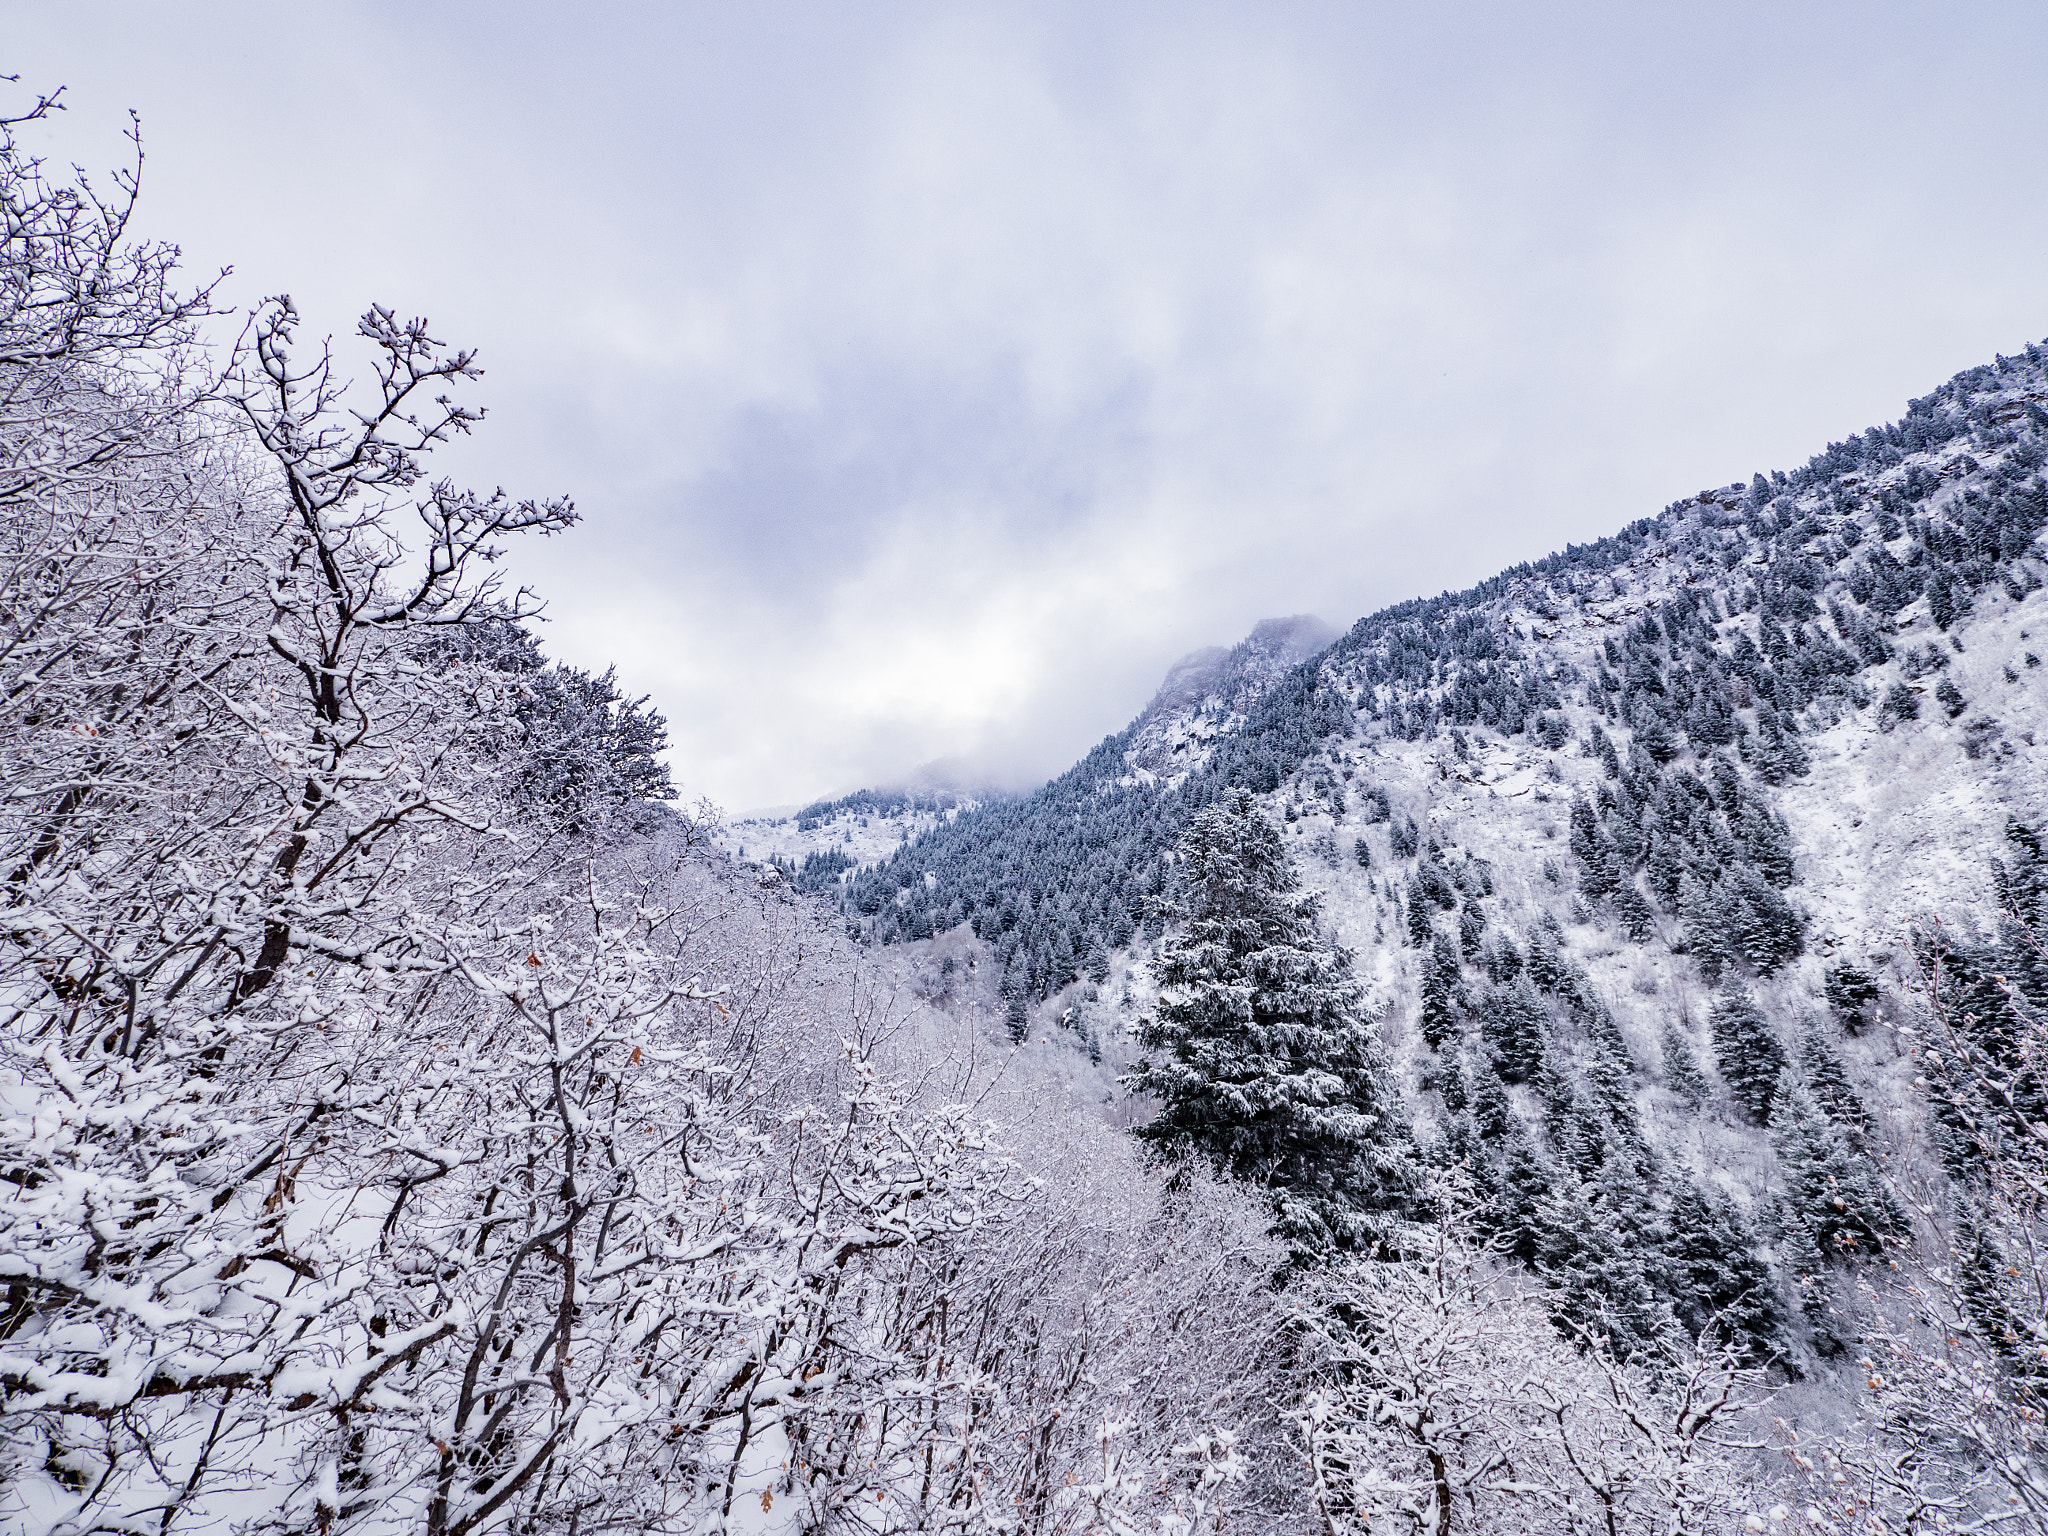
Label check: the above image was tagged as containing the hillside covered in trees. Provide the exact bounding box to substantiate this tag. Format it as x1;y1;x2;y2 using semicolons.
750;283;2048;1529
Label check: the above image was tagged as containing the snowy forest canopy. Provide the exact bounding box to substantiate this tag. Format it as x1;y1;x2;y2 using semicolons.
4;83;2048;1536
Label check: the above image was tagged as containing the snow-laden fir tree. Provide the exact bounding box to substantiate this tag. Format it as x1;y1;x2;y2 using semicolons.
1771;1078;1905;1264
1418;928;1461;1050
1710;981;1787;1122
1664;1183;1785;1364
1661;1019;1710;1106
1126;788;1418;1263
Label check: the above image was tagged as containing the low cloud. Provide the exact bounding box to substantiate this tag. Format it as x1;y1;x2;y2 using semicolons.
15;1;2048;806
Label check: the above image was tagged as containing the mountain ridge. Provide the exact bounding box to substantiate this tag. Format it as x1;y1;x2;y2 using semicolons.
770;336;2048;1378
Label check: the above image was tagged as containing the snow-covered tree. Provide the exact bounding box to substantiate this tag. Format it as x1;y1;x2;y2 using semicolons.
1419;929;1462;1051
1663;1183;1784;1365
1710;983;1787;1123
1126;788;1418;1262
1296;1184;1766;1536
1771;1081;1903;1265
1662;1019;1710;1106
0;100;1285;1536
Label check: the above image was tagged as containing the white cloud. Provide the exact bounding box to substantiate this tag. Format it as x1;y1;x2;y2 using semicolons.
13;1;2048;806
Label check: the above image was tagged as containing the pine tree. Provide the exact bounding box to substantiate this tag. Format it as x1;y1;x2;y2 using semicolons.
1661;1020;1709;1106
1781;1217;1844;1356
1929;571;1958;630
1634;709;1679;766
1459;901;1486;959
1492;1125;1550;1265
1470;1054;1514;1142
1771;1080;1904;1263
1084;937;1111;983
1710;983;1786;1122
1125;789;1418;1263
1795;1021;1866;1135
1419;929;1462;1051
1589;724;1623;777
1664;1183;1784;1364
1390;813;1420;860
1615;882;1657;943
1679;873;1733;982
1952;1208;2048;1383
1727;866;1804;974
1570;797;1621;897
1533;1169;1671;1354
1405;881;1434;947
1479;976;1547;1084
1438;1052;1469;1114
1822;962;1880;1033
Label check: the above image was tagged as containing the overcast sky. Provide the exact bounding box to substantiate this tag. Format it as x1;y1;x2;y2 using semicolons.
14;3;2048;808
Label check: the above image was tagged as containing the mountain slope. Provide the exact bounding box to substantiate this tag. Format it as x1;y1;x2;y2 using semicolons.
848;349;2048;981
811;339;2048;1370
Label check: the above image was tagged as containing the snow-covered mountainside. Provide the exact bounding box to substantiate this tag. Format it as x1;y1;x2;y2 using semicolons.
718;756;1014;876
721;789;976;874
1123;614;1339;779
795;342;2048;1380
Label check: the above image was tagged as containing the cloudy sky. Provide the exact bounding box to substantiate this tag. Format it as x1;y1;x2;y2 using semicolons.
14;3;2048;807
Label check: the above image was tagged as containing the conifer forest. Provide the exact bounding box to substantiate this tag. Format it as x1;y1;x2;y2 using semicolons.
8;75;2048;1536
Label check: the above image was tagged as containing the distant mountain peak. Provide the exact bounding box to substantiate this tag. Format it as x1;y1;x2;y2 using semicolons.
1129;614;1339;776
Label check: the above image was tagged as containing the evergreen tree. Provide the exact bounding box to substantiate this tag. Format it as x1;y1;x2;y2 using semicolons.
1589;724;1623;777
1419;929;1462;1051
1615;882;1657;943
1459;901;1486;959
1780;1217;1844;1357
1746;702;1811;782
1438;1052;1470;1114
1822;962;1880;1033
1125;789;1418;1263
1727;866;1804;974
1405;883;1434;947
1710;983;1786;1122
1084;937;1111;984
1664;1184;1784;1364
1679;874;1733;982
1484;935;1524;985
1390;813;1421;860
1470;1054;1514;1143
1952;1208;2048;1383
1633;709;1679;766
1492;1126;1550;1266
1479;976;1547;1084
1661;1020;1709;1106
1533;1170;1671;1354
1795;1021;1866;1135
1929;572;1958;630
1771;1080;1904;1263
